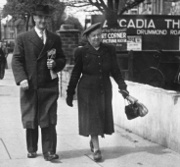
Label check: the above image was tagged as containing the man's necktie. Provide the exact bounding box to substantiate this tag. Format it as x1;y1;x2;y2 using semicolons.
40;31;44;43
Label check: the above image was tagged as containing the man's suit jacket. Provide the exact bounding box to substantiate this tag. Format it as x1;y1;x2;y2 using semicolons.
12;29;66;129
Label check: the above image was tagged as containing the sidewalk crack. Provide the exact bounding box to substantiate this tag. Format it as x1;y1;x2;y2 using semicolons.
84;154;103;166
0;138;12;159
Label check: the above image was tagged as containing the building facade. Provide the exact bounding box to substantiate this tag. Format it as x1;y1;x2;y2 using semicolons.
128;0;180;15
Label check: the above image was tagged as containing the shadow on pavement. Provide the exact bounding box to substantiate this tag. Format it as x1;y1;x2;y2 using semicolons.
57;145;169;161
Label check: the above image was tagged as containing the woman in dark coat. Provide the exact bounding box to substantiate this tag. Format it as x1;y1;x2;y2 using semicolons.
66;22;128;161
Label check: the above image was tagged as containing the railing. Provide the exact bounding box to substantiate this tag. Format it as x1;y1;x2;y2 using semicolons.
116;50;180;91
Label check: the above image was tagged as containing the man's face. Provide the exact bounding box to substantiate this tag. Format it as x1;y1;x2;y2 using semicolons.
33;15;50;30
87;28;102;48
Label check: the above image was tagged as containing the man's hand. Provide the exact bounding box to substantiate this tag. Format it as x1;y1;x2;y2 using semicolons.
47;59;56;70
20;80;29;90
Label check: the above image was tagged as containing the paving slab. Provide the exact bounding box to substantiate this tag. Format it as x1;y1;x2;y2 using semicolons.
0;158;100;167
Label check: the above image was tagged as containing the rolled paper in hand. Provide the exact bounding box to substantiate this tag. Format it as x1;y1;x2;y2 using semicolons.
50;69;58;79
47;49;57;79
47;59;57;79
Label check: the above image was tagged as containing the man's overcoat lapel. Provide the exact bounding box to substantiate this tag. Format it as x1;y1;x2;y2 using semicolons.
28;29;43;51
28;29;55;60
38;31;55;60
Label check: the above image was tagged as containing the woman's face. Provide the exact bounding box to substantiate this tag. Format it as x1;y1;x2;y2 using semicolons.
87;28;102;48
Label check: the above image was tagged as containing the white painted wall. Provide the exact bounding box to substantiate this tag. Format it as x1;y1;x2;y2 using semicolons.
112;80;180;153
6;53;13;69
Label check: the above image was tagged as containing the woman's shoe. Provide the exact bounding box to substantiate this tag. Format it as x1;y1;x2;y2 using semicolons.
90;140;94;152
93;150;102;162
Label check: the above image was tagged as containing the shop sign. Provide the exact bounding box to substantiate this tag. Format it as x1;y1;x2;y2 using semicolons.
102;28;127;50
127;36;142;51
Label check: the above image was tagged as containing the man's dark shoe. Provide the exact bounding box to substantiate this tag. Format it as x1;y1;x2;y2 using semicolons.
27;152;37;158
44;153;59;161
50;154;59;160
44;155;51;161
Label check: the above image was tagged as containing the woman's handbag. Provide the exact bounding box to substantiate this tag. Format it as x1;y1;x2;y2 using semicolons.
125;101;139;120
123;94;148;120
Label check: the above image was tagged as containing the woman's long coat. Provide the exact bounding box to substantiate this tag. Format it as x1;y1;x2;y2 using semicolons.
67;43;127;137
12;29;66;129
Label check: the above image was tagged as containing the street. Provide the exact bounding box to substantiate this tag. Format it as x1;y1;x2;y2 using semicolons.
0;69;180;167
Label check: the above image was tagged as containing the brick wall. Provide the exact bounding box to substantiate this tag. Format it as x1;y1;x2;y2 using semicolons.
56;24;80;64
56;24;80;98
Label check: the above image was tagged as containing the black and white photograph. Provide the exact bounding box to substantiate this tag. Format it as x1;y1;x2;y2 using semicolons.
0;0;180;166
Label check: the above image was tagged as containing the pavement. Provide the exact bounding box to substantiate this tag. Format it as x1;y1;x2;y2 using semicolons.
0;69;180;167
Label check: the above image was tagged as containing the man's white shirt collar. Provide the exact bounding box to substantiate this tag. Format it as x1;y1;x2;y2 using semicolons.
34;27;46;44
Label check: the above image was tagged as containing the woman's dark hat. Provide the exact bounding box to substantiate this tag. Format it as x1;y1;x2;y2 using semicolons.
33;4;52;16
83;22;102;36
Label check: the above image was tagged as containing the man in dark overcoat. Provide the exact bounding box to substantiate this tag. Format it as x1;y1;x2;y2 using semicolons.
12;4;66;161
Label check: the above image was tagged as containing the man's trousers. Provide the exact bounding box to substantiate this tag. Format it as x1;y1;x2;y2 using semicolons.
26;124;57;155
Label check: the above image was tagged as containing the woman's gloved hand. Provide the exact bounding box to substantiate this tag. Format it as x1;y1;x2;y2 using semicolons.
66;95;73;107
119;89;129;99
